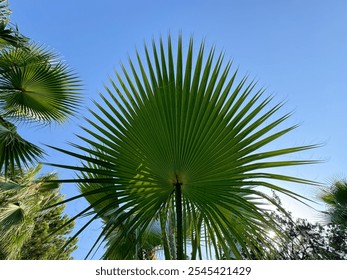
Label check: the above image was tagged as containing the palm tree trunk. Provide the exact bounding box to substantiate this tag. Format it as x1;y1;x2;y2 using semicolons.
175;179;184;260
159;212;172;259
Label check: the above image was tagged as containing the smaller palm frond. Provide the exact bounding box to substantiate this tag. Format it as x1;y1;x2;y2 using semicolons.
0;121;44;174
321;179;347;226
0;192;36;259
0;23;28;50
0;202;25;227
0;44;82;123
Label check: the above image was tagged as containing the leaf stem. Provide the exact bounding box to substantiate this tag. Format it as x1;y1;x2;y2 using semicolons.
175;176;183;260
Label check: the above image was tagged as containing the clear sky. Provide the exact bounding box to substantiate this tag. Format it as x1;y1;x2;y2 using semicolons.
8;0;347;259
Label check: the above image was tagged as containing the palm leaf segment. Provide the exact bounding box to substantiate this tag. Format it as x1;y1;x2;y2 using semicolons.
52;36;318;259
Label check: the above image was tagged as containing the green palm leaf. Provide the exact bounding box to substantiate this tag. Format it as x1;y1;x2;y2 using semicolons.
0;44;81;123
48;35;319;259
0;120;43;174
321;180;347;226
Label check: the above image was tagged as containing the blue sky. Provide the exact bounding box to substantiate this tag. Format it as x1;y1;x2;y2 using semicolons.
9;0;347;259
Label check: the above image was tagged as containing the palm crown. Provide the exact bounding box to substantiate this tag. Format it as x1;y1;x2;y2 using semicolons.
49;35;319;259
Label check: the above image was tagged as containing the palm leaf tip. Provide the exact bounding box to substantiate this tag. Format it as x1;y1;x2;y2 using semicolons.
52;35;319;259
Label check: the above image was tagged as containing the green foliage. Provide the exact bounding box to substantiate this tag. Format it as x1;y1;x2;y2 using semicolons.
19;195;77;260
0;165;77;259
49;35;319;259
248;211;347;260
0;0;28;49
321;179;347;227
239;193;347;260
273;214;347;260
77;161;162;259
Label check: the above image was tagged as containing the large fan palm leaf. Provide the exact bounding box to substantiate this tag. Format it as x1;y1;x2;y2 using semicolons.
48;36;319;259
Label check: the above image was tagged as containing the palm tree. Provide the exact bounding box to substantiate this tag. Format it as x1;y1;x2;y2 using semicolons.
321;180;347;227
0;0;81;175
0;164;77;259
49;36;319;259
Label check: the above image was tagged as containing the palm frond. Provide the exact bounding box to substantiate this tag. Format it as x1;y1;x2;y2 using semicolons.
0;200;35;259
0;202;25;227
321;179;347;226
0;121;44;174
0;44;82;123
47;35;319;259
